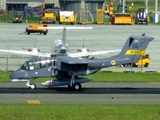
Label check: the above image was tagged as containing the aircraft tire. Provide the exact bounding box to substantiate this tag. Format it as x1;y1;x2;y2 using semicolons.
29;83;36;89
73;83;81;91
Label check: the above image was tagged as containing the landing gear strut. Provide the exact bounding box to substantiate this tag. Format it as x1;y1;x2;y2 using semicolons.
68;75;82;90
26;82;36;89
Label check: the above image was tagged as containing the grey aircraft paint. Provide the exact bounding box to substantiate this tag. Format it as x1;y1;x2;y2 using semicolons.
10;33;154;90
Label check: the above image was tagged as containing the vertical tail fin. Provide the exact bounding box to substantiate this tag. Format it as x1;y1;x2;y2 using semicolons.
114;34;154;65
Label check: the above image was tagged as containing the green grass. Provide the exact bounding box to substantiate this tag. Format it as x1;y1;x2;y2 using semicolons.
0;104;160;120
1;71;160;82
87;71;160;82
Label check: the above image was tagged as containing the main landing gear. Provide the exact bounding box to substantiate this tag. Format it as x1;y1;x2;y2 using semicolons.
68;75;82;91
26;82;36;89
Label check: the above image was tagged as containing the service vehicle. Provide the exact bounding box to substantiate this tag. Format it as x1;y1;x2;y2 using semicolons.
59;11;75;24
135;8;148;25
121;52;150;67
13;15;22;23
25;24;48;35
41;9;56;24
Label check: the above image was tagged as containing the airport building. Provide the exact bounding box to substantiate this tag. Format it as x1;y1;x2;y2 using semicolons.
0;0;104;12
0;0;105;20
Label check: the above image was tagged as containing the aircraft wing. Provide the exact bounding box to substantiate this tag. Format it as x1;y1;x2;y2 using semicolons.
68;50;121;57
0;49;51;57
60;57;89;64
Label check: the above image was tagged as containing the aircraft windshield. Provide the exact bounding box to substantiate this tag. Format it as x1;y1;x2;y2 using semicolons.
20;59;55;70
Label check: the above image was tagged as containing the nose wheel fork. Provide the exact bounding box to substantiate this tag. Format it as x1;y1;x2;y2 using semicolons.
26;82;36;89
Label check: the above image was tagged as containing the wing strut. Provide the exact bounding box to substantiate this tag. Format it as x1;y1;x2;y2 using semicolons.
70;74;75;87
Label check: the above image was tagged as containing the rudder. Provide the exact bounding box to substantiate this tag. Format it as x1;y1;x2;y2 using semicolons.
114;33;154;64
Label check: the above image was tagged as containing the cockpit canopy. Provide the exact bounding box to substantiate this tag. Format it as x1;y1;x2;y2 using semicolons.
20;58;55;70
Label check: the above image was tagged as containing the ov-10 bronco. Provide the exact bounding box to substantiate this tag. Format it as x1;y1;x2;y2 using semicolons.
10;33;154;90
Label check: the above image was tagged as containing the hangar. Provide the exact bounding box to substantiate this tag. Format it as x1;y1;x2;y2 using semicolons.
0;0;104;13
0;0;60;10
0;0;105;19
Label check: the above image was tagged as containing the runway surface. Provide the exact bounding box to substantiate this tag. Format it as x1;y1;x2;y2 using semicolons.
0;23;160;104
0;82;160;104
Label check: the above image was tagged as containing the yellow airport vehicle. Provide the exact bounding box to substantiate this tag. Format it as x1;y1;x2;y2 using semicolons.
111;13;134;25
13;15;22;23
25;24;48;35
133;53;150;67
122;52;150;67
41;9;56;24
106;1;134;25
59;11;75;24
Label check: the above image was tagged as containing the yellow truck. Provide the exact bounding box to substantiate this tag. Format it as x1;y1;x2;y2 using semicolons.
59;11;75;24
25;24;48;35
41;9;56;24
133;53;150;67
13;15;22;23
122;53;150;67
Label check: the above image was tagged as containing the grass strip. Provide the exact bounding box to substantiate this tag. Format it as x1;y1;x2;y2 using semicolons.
0;71;160;82
0;104;160;120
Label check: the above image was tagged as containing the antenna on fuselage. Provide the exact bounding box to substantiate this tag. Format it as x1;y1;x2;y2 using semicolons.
142;33;145;36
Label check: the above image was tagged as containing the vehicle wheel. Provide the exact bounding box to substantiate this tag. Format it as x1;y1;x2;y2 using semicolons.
29;83;36;89
27;32;30;35
43;33;47;35
73;83;81;91
132;64;138;67
144;63;149;67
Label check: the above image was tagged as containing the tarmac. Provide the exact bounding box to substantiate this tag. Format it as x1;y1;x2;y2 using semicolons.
0;23;160;71
0;82;160;104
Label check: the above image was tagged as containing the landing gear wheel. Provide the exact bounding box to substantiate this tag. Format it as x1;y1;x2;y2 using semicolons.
29;83;36;89
73;83;81;91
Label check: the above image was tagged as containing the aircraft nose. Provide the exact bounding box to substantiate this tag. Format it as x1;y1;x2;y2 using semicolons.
10;70;27;79
10;71;18;79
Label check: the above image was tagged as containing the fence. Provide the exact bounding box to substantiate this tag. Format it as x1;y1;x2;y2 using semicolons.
0;57;30;71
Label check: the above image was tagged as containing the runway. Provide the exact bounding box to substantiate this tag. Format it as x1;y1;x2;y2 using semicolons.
0;23;160;104
0;82;160;104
